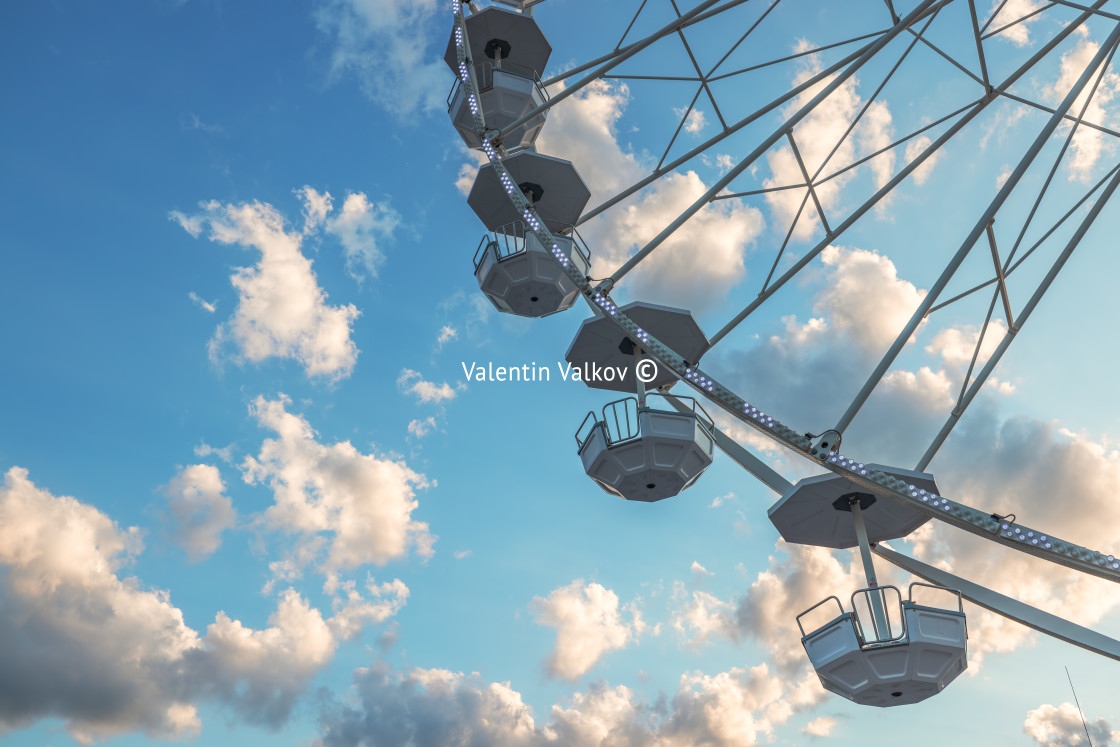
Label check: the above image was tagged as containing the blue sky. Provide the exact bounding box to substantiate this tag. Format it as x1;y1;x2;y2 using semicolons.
3;0;1120;745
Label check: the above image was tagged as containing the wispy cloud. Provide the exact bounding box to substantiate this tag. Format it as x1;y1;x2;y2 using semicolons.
188;291;217;313
314;0;446;116
398;369;463;404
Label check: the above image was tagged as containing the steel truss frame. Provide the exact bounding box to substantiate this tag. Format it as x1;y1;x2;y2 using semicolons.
451;0;1120;656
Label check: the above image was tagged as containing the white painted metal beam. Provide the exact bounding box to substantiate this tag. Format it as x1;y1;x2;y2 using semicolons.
874;544;1120;662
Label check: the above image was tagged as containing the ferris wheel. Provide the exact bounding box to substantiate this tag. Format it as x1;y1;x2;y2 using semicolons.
446;0;1120;708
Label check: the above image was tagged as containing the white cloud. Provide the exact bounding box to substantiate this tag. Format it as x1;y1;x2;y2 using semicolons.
674;541;871;674
0;467;403;743
326;192;401;281
188;588;340;727
437;324;458;348
803;716;837;737
690;560;714;583
662;665;824;745
1044;36;1120;183
173;197;361;381
242;395;435;571
673;106;707;135
530;580;642;681
454;549;472;560
170;209;203;237
455;147;489;198
324;576;409;641
996;165;1013;188
904;135;940;186
184;112;224;134
533;80;765;312
297;185;333;235
815;245;924;352
314;0;446;116
671;585;737;647
1023;702;1118;745
188;291;217;313
194;441;235;463
162;464;236;562
319;667;539;746
407;416;438;438
710;491;733;508
0;467;196;742
398;368;464;404
926;320;1008;371
987;376;1017;395
989;0;1044;47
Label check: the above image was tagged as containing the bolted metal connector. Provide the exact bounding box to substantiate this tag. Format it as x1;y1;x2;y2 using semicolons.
809;429;841;458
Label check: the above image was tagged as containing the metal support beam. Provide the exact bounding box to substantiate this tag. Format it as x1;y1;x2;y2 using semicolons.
540;0;754;87
986;223;1015;327
852;499;891;637
787;132;833;237
875;544;1120;662
967;0;992;90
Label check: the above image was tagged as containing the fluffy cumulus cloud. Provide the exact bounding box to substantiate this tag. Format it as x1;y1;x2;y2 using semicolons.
813;245;924;353
162;463;236;561
242;395;435;571
1023;702;1118;745
171;193;361;380
530;580;643;681
1043;33;1120;183
314;0;447;116
318;662;828;746
764;41;897;240
0;467;198;743
0;467;405;744
533;80;764;312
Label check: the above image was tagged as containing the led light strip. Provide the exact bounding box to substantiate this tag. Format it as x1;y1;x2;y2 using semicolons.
450;1;1120;584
